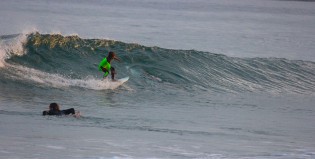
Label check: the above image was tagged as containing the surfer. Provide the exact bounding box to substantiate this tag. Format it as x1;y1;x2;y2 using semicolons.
98;51;121;81
42;103;80;117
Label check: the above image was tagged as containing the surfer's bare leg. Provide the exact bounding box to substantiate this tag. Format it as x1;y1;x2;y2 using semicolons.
111;67;116;80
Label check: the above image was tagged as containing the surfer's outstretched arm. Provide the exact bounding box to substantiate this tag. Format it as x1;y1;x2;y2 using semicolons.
114;56;121;62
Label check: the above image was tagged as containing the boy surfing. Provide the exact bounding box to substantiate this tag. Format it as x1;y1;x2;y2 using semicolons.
98;51;121;81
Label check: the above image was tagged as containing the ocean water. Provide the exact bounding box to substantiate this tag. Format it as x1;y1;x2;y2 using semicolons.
1;1;315;159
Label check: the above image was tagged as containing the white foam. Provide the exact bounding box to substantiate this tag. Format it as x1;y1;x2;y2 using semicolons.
6;64;125;90
21;27;39;36
0;34;28;67
0;49;7;68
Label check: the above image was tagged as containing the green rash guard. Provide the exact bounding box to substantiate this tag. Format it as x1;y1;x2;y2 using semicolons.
99;57;111;77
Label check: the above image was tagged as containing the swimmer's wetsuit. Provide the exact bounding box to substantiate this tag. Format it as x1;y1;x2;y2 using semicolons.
42;108;75;116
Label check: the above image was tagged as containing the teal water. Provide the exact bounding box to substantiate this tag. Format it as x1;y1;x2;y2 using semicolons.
0;33;315;159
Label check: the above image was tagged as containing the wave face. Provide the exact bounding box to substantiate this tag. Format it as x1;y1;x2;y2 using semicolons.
1;33;315;94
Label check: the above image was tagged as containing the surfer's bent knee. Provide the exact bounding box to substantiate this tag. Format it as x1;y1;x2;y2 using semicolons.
101;67;108;72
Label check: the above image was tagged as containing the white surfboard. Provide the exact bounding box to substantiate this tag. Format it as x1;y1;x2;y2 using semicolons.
116;76;129;84
110;76;129;89
101;76;129;90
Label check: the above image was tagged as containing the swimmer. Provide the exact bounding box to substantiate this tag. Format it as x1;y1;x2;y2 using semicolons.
42;103;80;118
